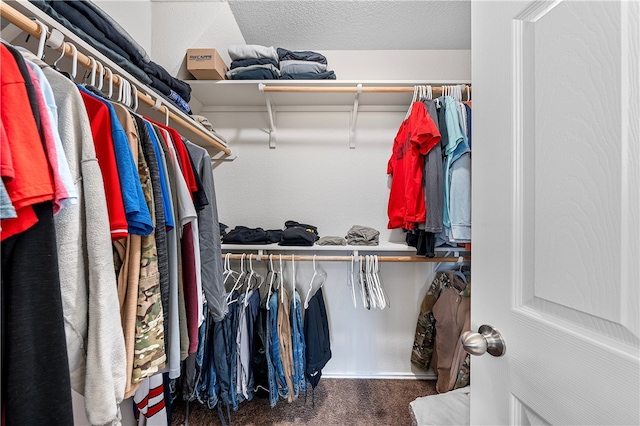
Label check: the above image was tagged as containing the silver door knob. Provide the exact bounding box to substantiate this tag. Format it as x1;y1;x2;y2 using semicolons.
461;324;506;357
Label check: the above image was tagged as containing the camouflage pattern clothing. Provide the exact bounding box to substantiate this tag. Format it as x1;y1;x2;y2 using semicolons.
411;271;450;370
132;140;166;383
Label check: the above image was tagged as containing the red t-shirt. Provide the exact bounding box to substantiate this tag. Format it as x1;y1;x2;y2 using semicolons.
0;44;54;240
80;91;129;240
387;102;441;229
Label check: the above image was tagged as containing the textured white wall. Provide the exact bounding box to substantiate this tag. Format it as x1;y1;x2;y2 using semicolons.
319;49;471;81
150;1;246;80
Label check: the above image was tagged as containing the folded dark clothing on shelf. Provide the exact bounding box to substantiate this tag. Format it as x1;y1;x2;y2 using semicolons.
222;226;270;244
231;57;279;69
280;71;336;80
277;47;327;64
141;61;192;102
346;225;380;246
316;236;347;246
279;220;319;246
219;223;229;237
230;68;281;80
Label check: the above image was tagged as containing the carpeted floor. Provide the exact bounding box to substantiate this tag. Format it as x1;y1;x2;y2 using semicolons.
171;378;437;426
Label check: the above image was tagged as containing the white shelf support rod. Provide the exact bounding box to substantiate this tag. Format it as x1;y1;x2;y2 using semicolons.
259;83;277;148
349;83;362;149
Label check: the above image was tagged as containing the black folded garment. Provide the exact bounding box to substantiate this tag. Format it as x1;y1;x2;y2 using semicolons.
222;226;269;244
221;226;283;244
277;47;327;64
279;220;319;246
230;58;279;69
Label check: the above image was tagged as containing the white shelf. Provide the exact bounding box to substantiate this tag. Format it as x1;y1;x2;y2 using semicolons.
222;242;417;252
188;79;471;110
221;242;469;253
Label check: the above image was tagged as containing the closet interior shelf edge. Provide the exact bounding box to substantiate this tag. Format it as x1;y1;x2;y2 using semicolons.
0;0;231;155
221;253;471;263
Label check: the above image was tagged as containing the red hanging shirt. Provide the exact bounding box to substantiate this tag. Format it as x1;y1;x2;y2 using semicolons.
387;102;441;229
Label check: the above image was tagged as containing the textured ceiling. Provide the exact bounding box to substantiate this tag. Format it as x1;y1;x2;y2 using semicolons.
227;0;471;51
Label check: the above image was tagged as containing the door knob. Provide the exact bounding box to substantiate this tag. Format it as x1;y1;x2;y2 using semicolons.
461;324;506;357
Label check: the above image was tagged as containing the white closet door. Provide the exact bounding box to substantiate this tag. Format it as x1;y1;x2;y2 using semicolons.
471;1;639;424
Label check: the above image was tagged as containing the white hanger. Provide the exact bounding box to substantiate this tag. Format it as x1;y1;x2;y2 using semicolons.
104;67;114;99
226;253;246;305
52;41;66;70
372;255;388;309
348;255;357;308
242;254;256;306
87;56;97;87
358;255;368;309
32;18;48;60
278;254;285;302
365;255;379;309
304;255;327;309
131;84;139;112
266;254;277;310
67;43;78;80
95;61;104;91
291;254;296;308
123;80;131;107
116;75;124;102
466;85;471;102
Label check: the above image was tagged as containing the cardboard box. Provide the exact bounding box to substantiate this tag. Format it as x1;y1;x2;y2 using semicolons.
186;48;228;80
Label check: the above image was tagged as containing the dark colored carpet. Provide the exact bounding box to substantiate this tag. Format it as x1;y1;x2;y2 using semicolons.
171;379;437;426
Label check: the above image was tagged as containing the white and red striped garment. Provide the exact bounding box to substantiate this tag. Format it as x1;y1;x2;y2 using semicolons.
133;374;168;426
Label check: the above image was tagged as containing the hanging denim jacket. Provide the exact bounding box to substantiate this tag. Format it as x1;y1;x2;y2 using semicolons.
291;290;306;397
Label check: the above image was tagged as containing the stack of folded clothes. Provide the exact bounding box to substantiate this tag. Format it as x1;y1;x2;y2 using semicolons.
346;225;380;246
226;45;281;80
30;0;194;114
221;226;283;244
226;45;337;80
279;220;320;246
278;48;336;80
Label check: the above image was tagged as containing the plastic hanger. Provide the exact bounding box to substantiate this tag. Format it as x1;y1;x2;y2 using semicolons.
348;254;357;308
278;254;285;302
372;255;388;308
32;18;47;60
86;56;97;87
104;67;114;99
358;256;370;310
95;61;104;91
226;253;246;305
291;254;296;308
266;255;277;310
304;255;327;309
242;254;256;306
131;84;139;112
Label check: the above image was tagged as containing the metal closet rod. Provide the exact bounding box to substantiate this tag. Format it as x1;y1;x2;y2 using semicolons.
0;1;231;155
222;253;471;263
260;85;472;94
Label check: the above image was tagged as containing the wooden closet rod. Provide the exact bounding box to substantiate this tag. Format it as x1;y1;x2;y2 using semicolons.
222;254;470;263
0;1;231;155
261;85;472;94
